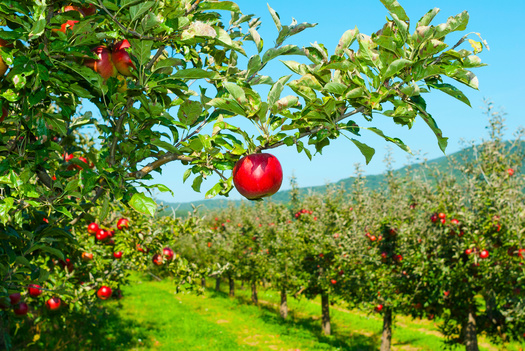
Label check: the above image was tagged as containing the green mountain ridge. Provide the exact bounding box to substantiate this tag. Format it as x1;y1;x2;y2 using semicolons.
159;140;523;217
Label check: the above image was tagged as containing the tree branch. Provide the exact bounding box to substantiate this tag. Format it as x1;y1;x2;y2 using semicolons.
127;153;194;179
254;107;365;153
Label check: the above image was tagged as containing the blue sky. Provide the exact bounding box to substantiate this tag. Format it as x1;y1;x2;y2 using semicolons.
149;0;525;204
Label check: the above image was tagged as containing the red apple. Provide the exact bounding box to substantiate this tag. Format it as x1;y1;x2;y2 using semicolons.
28;284;42;297
112;40;136;76
85;46;117;80
117;218;129;230
207;242;212;248
9;293;21;305
507;168;515;176
232;153;283;200
450;219;459;225
113;251;123;259
82;252;94;261
46;297;61;311
97;286;112;300
395;254;403;262
87;222;98;235
59;258;75;273
80;4;97;16
330;279;337;285
162;247;175;261
136;244;149;253
444;291;450;297
152;254;163;266
0;106;7;122
430;213;438;223
13;302;28;316
375;304;383;312
438;213;446;219
465;248;472;255
96;229;109;241
479;250;489;259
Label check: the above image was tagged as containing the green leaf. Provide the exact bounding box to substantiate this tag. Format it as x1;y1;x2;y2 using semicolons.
130;39;154;66
262;45;305;65
129;193;157;217
451;69;479;90
275;19;317;47
151;139;179;153
335;27;359;56
192;175;203;193
178;100;203;125
246;55;262;78
350;139;375;164
39;246;65;261
174;68;219;80
268;75;292;108
223;82;246;103
130;1;155;22
208;98;246;116
323;82;347;95
267;4;282;32
249;28;263;53
428;83;471;107
410;96;448;153
416;8;440;27
384;58;412;78
29;19;46;39
205;182;223;199
366;127;411;153
183;169;192;183
100;196;110;222
380;0;409;21
199;1;240;12
434;11;469;39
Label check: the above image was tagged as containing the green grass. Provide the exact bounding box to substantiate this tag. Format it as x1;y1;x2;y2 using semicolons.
20;275;525;350
86;276;522;351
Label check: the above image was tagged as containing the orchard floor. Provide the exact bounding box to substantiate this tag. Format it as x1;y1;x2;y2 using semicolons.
69;275;523;351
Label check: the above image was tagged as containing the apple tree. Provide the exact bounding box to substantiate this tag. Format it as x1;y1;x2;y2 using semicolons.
0;0;488;347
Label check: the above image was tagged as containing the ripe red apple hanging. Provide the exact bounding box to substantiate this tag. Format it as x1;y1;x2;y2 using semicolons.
232;153;283;200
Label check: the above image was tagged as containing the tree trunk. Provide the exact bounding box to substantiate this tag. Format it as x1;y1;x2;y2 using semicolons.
215;277;221;292
241;280;244;289
464;309;479;351
251;281;258;304
280;289;288;319
201;277;206;288
321;292;331;335
228;276;235;297
380;307;393;351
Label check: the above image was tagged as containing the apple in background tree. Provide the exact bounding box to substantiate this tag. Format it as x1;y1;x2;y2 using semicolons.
507;168;515;176
162;247;175;261
479;249;489;259
87;222;98;234
375;304;383;312
82;252;94;261
152;254;163;266
13;302;28;316
85;46;117;80
330;279;337;285
97;286;113;300
113;251;123;259
55;6;82;33
9;293;20;305
117;218;129;230
80;4;97;16
28;284;43;297
96;229;109;241
232;153;283;200
0;106;7;123
112;40;136;76
46;297;61;311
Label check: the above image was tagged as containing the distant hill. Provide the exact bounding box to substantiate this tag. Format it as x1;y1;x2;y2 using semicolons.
159;140;523;217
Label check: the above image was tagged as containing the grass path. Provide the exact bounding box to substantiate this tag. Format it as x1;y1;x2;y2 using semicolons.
99;276;524;351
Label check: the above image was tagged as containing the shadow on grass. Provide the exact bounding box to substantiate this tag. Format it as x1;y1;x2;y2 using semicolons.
207;289;380;351
12;302;159;351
